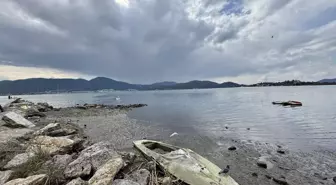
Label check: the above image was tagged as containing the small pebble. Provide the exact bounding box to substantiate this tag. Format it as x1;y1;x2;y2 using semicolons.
273;177;288;185
228;146;237;151
257;161;267;168
277;149;286;154
333;176;336;183
247;128;250;130
265;175;272;179
225;126;229;129
252;172;258;177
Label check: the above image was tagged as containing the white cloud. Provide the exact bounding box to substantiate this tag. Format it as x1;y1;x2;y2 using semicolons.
0;0;335;83
0;64;90;81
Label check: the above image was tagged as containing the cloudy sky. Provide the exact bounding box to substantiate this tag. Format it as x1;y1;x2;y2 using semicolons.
0;0;335;84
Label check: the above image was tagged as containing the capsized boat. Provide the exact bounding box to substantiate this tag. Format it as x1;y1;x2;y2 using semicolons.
133;140;239;185
272;101;302;106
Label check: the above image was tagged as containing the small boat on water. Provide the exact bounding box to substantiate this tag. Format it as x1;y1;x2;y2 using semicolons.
133;140;239;185
272;101;302;106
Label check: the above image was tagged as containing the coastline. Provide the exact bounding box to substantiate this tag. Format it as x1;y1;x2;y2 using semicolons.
0;98;335;185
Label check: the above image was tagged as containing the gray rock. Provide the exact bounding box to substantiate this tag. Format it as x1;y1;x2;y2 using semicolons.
48;128;77;137
228;146;237;151
251;172;258;177
162;177;172;185
34;123;61;136
66;178;88;185
126;169;150;185
333;176;336;183
113;180;140;185
2;112;35;128
0;170;13;184
4;174;47;185
88;156;124;185
272;176;288;185
257;160;267;168
64;142;117;179
4;153;35;169
277;149;286;154
44;154;74;169
27;136;78;155
24;108;46;118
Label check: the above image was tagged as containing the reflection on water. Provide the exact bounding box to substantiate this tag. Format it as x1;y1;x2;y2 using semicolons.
1;86;336;151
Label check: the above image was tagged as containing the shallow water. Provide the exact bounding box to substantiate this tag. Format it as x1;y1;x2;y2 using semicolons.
1;86;336;151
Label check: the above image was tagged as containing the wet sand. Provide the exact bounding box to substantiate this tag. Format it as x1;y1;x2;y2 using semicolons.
46;107;336;185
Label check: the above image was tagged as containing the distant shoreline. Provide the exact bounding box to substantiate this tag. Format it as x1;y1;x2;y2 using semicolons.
1;77;336;95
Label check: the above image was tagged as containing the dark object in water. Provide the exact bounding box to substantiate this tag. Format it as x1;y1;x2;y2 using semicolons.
272;101;302;106
0;105;3;112
228;146;237;151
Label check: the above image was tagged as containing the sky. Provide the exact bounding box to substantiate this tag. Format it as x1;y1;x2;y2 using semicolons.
0;0;335;84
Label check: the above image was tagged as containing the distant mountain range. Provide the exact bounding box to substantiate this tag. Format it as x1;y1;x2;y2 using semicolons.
0;77;240;95
0;77;335;95
318;78;336;83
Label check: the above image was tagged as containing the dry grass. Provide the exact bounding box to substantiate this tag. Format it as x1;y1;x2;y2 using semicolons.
0;140;25;169
9;147;50;180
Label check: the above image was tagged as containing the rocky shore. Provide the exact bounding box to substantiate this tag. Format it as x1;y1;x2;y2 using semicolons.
0;99;173;185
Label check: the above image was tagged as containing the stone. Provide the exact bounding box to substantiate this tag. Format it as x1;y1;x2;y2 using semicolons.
66;178;88;185
44;154;74;169
126;169;150;185
333;176;336;183
2;112;35;128
113;180;140;185
27;136;78;155
228;146;237;151
0;128;33;144
34;123;61;136
265;174;272;179
162;177;172;185
88;156;124;185
76;106;87;110
272;177;288;185
64;142;118;179
0;170;13;184
4;153;35;169
251;172;258;177
4;174;47;185
49;128;77;137
277;149;286;154
257;160;267;168
24;108;46;118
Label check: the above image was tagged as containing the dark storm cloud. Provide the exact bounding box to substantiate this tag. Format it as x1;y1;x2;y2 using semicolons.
0;0;335;83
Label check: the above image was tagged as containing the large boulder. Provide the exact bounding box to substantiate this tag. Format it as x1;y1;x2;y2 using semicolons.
2;112;35;128
88;156;124;185
4;174;47;185
66;178;88;185
44;154;74;170
33;123;61;136
0;170;13;184
113;180;140;185
37;102;53;112
4;153;35;169
64;142;117;179
125;169;150;185
27;136;80;155
24;108;46;118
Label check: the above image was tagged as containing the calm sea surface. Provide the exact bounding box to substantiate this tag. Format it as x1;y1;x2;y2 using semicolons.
1;86;336;151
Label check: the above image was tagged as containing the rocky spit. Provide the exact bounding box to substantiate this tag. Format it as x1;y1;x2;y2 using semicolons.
0;98;174;185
